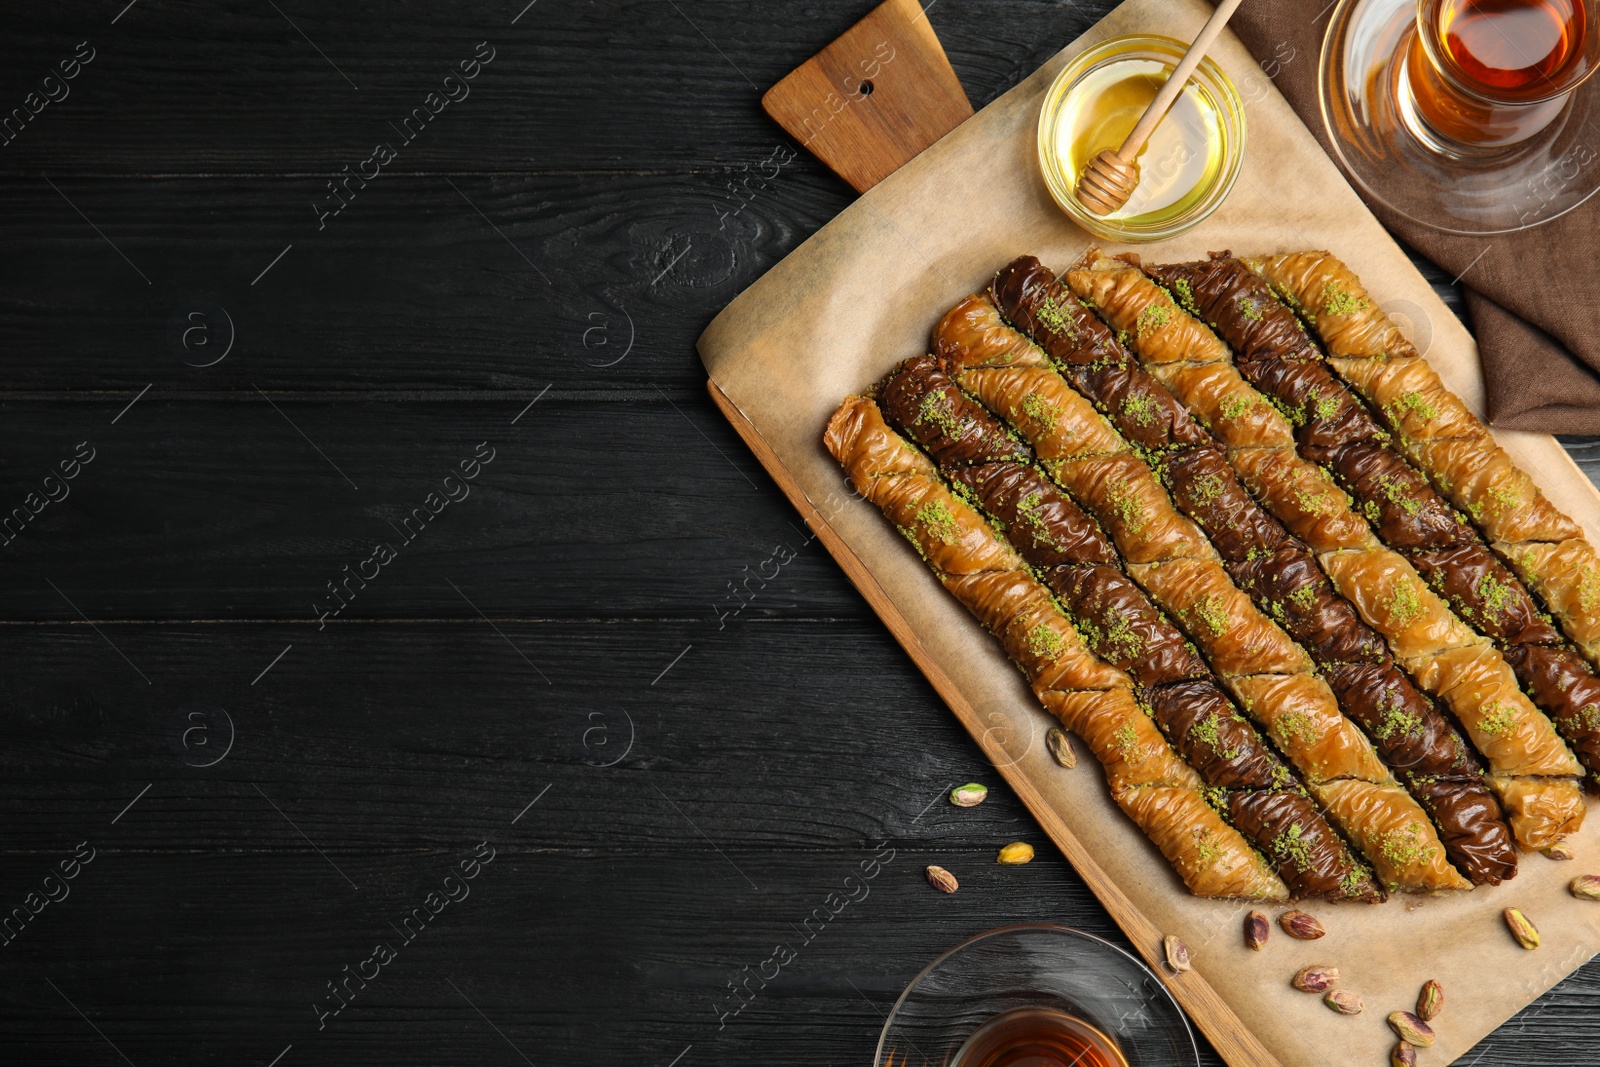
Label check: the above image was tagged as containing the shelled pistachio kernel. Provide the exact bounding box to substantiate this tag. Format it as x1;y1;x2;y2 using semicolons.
1324;990;1363;1015
1390;1042;1417;1067
1292;965;1338;993
950;783;988;808
1045;727;1077;768
1416;979;1443;1021
1387;1012;1435;1048
1504;907;1540;950
925;865;958;893
1279;910;1325;940
1244;910;1270;951
1163;934;1192;973
1571;875;1600;901
997;842;1035;865
1544;843;1577;861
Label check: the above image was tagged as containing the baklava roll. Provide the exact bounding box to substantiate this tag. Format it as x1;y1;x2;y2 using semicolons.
1322;662;1480;777
1405;643;1584;779
1228;790;1385;902
1045;687;1204;793
1504;644;1600;775
825;394;1292;900
1409;776;1518;886
1241;250;1412;364
1310;779;1472;891
1408;543;1563;648
1247;250;1584;541
1116;786;1294;901
1487;775;1588;852
1501;539;1600;664
1229;673;1393;786
1143;680;1293;790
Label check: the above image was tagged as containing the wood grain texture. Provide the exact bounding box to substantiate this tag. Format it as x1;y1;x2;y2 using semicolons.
2;0;1599;1065
763;0;973;192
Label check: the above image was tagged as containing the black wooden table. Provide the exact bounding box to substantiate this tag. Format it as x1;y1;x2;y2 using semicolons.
4;2;1599;1064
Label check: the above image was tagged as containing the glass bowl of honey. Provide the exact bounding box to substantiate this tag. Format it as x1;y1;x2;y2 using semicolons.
1038;34;1246;243
874;925;1199;1067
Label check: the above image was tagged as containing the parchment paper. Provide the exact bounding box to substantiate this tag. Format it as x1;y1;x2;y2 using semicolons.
697;1;1600;1063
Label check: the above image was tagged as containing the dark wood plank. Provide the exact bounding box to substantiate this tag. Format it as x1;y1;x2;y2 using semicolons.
0;173;847;393
0;619;1053;853
0;0;1100;176
0;397;872;621
0;848;1194;1067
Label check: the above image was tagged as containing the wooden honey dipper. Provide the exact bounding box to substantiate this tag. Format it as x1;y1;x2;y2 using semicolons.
1075;0;1247;216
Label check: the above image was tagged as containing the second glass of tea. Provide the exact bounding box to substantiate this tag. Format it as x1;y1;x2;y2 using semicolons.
1321;0;1600;232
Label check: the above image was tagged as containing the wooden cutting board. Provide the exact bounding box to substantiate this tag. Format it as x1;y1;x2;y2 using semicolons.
762;0;973;193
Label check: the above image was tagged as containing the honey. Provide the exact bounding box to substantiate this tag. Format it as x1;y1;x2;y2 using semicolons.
1038;35;1246;243
1047;59;1226;222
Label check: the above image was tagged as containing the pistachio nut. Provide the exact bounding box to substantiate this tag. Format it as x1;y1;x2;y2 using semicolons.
997;841;1035;865
1504;907;1540;950
1163;934;1191;973
1387;1011;1436;1048
950;783;988;808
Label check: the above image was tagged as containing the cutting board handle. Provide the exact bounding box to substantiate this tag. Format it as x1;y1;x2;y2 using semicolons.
762;0;974;193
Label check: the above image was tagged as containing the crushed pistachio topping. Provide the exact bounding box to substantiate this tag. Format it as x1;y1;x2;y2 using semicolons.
1019;389;1062;431
1578;704;1600;731
914;500;962;545
1293;486;1335;516
1574;563;1600;614
1192;594;1231;636
1277;709;1319;746
1386;578;1425;628
1470;481;1525;522
1218;393;1257;421
1188;710;1222;750
1377;823;1436;870
1136;300;1172;336
1235;295;1264;323
916;390;960;436
1113;722;1140;755
1376;475;1425;516
1015;491;1060;551
1034;295;1077;339
1188;472;1225;509
1173;278;1200;316
1341;867;1368;895
1312;394;1342;422
1387;390;1438;423
1274;822;1314;873
1373;697;1422;741
1475;571;1518;619
1192;826;1224;869
1288;585;1318;611
1108;481;1149;534
1026;622;1067;661
1121;390;1160;428
1478;702;1518;737
1320;280;1371;317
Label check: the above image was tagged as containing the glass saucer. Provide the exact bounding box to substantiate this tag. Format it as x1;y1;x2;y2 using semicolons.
1319;0;1600;234
874;924;1198;1067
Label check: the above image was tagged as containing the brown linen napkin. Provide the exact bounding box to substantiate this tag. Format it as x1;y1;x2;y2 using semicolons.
1225;3;1600;433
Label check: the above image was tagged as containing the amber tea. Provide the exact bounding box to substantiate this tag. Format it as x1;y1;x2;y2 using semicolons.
1436;0;1587;96
952;1006;1129;1067
1406;0;1595;147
